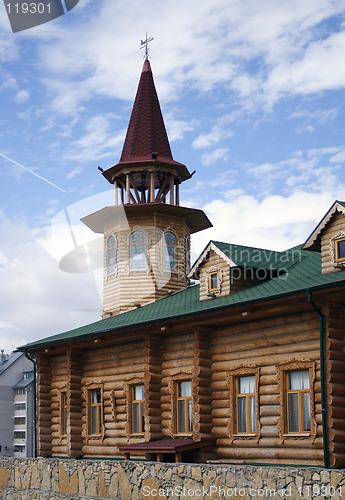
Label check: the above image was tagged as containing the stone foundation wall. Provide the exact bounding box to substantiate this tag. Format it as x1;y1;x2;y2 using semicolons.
0;458;345;499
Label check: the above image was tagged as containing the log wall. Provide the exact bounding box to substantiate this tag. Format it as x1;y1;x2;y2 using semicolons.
36;354;52;458
321;211;345;274
324;303;345;468
211;309;324;466
50;354;68;457
81;339;146;457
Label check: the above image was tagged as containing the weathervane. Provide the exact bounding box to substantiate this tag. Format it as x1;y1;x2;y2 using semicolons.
140;33;154;59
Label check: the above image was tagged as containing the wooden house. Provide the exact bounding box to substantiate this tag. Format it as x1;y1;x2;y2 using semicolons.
18;59;345;468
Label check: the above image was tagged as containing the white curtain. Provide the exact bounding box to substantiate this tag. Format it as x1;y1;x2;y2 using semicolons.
288;371;309;390
238;375;255;394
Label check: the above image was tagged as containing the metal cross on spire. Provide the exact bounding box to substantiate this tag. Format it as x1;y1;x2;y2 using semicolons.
140;33;154;59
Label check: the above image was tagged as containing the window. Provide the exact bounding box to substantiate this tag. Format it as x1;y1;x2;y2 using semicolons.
131;385;145;435
14;417;26;426
334;236;345;263
129;231;146;270
236;376;256;434
209;271;219;291
175;381;193;435
14;388;25;396
164;232;176;272
14;431;25;439
60;391;67;436
88;389;102;436
107;235;116;274
14;403;26;411
228;368;259;441
285;371;311;434
14;445;25;453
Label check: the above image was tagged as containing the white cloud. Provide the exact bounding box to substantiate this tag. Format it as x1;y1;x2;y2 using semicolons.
201;147;229;166
66;166;83;179
191;189;336;260
64;115;125;162
193;125;233;150
25;0;345;115
0;213;101;352
14;90;29;103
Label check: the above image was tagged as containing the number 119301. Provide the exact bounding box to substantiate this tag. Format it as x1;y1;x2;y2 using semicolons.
298;485;341;497
6;3;51;14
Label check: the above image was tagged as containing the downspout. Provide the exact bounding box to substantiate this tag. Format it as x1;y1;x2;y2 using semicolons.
24;350;37;459
307;290;329;469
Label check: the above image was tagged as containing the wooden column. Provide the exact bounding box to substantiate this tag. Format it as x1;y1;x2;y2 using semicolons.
144;333;163;441
323;302;345;468
149;173;155;202
36;354;52;457
66;349;83;458
114;181;118;205
169;175;175;205
126;175;130;204
175;183;179;206
192;328;213;444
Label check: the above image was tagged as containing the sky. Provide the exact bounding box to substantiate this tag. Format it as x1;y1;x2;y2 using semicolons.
1;0;345;352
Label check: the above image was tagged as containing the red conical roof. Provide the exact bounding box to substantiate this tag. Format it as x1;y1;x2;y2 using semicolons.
119;59;173;163
102;59;191;184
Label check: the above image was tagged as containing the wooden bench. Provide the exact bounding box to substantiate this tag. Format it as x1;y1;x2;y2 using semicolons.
119;437;214;463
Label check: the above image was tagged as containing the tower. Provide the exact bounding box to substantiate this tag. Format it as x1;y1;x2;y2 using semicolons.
82;59;212;317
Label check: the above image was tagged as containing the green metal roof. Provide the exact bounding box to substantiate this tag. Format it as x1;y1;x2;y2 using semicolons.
19;242;345;351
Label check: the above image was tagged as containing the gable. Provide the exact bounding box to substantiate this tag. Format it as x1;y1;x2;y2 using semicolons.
303;201;345;274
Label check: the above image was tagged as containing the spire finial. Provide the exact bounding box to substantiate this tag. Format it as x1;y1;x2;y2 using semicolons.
140;33;154;60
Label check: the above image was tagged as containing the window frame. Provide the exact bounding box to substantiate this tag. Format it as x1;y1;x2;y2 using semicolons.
278;361;315;440
227;367;260;441
60;390;68;437
129;230;147;271
334;236;345;263
209;271;220;292
107;234;116;275
163;231;177;273
86;385;104;439
174;380;193;436
130;384;145;436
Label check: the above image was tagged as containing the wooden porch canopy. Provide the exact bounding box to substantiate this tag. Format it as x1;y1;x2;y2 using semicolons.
118;437;215;463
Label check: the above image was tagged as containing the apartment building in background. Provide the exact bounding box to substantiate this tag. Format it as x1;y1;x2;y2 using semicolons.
0;350;34;458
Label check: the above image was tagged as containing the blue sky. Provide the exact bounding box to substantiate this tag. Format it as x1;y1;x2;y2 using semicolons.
1;0;345;351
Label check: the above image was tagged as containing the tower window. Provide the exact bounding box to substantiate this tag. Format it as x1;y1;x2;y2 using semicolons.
107;235;116;274
130;231;146;270
164;232;176;272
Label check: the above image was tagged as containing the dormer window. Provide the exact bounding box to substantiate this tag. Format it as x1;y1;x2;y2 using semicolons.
334;236;345;263
209;271;219;291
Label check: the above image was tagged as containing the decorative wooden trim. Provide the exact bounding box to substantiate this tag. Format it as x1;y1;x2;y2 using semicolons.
331;232;345;264
110;389;117;421
276;360;316;443
104;232;118;279
207;267;223;294
227;366;260;444
168;372;193;438
125;377;146;438
59;390;67;441
126;228;151;274
162;228;178;275
83;383;104;442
